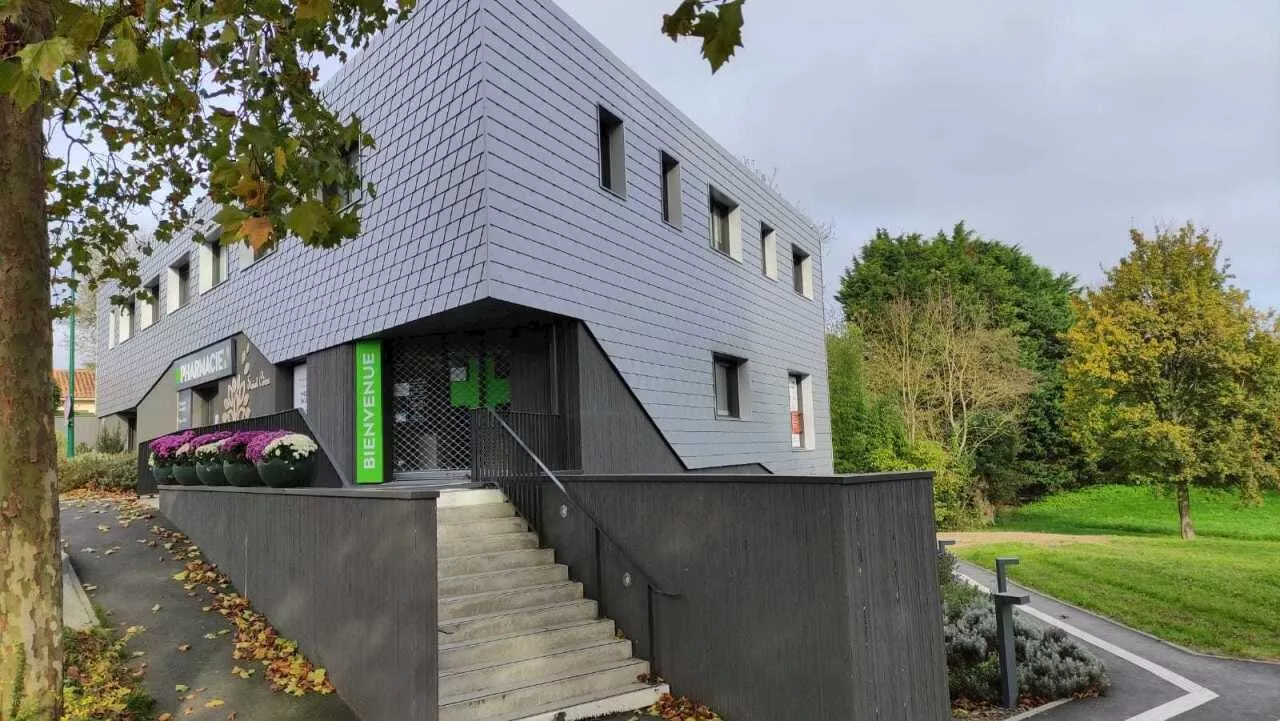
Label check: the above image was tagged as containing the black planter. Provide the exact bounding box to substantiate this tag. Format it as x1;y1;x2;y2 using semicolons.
255;456;316;488
223;460;262;487
196;461;228;486
172;464;201;486
151;464;174;485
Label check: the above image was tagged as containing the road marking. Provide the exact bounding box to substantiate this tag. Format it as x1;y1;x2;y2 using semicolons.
959;574;1218;720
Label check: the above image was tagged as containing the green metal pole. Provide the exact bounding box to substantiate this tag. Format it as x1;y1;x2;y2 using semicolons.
66;279;76;458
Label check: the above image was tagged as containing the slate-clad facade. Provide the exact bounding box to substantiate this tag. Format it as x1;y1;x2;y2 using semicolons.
97;0;833;476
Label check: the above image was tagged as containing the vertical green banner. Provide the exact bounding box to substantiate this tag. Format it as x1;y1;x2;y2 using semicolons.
355;339;384;484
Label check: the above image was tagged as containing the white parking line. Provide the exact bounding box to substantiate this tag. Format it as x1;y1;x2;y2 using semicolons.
959;574;1218;720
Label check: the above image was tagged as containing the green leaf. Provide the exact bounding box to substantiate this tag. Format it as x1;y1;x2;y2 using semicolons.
8;72;40;110
701;0;743;72
286;199;330;240
296;0;332;22
17;37;75;81
111;35;139;68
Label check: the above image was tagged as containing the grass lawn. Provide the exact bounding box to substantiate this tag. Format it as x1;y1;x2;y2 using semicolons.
956;485;1280;660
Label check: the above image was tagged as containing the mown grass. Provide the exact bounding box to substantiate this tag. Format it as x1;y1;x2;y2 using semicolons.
996;484;1280;541
958;485;1280;660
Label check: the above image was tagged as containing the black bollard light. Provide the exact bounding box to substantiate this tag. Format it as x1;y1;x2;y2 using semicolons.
993;557;1030;709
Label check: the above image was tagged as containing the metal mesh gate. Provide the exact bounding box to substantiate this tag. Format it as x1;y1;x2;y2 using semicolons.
389;336;511;478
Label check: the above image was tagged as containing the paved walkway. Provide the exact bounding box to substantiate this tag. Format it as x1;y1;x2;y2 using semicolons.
62;497;358;721
958;560;1280;721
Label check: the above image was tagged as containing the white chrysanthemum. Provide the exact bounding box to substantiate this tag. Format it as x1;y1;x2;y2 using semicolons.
194;442;223;461
263;433;318;460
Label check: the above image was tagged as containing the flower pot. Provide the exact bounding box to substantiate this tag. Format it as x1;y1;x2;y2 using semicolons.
255;456;316;488
196;461;228;486
151;464;174;485
223;460;262;487
172;464;201;486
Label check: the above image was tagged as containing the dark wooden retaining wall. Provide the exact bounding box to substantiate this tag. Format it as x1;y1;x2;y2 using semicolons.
160;485;439;721
539;471;949;721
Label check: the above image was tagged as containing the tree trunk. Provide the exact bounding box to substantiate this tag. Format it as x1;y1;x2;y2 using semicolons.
1176;479;1196;540
0;2;63;717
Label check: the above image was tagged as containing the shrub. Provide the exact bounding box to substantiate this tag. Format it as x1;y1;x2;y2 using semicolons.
942;586;1108;704
59;453;137;492
96;425;127;454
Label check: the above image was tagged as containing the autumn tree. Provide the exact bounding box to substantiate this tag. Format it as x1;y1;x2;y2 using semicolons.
0;0;749;715
856;292;1037;519
837;223;1079;500
1063;224;1280;540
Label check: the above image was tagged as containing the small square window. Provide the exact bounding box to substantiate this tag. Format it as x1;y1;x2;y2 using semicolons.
598;106;626;195
760;223;777;279
713;354;746;418
708;188;741;261
792;245;813;299
660;152;682;226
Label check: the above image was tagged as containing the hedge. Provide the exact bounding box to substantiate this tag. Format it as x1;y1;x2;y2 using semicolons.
59;453;137;493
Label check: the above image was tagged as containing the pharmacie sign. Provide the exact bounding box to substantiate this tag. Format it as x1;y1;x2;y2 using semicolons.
354;339;384;484
173;340;236;390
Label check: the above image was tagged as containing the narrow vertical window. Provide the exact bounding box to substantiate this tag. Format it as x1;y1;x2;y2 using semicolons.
789;373;813;449
140;278;160;328
660;152;682;225
713;354;745;418
167;256;191;312
597;105;626;195
708;188;741;260
760;223;777;278
792;245;813;298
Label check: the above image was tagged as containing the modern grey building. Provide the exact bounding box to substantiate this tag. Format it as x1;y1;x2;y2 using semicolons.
97;0;833;483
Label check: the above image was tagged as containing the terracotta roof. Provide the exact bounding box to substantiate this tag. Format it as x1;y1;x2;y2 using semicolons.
52;369;96;401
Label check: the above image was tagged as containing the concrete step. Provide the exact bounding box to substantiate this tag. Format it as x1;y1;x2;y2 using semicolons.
439;619;616;672
438;516;529;540
438;659;651;721
438;488;507;508
439;639;633;699
438;600;598;645
440;582;583;622
489;683;667;721
439;548;554;579
439;532;540;559
440;565;569;598
438;502;517;524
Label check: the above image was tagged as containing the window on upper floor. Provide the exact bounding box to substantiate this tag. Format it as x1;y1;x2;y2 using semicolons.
660;152;682;226
117;305;133;343
597;105;626;196
108;308;117;348
198;233;228;292
708;188;741;261
139;278;160;329
713;354;747;419
792;245;813;299
325;142;362;209
760;223;777;279
167;255;191;312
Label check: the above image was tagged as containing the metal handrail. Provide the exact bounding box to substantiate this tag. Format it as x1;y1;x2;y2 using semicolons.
483;407;680;598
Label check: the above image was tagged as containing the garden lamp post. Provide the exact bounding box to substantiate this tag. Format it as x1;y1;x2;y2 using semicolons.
994;556;1030;709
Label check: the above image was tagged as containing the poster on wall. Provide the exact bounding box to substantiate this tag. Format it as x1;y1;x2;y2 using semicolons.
176;389;192;430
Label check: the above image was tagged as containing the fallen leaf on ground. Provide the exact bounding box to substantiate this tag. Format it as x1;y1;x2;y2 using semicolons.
205;699;225;709
151;604;162;613
178;644;191;652
98;524;110;533
158;714;173;721
175;684;189;693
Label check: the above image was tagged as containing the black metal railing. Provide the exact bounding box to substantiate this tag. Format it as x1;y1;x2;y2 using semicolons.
470;407;678;673
136;409;342;494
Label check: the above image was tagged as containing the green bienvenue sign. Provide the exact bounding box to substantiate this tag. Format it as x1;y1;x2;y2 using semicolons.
354;339;384;484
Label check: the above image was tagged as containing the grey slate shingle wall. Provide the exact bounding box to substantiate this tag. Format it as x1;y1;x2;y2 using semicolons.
479;0;833;473
97;0;489;415
98;0;833;474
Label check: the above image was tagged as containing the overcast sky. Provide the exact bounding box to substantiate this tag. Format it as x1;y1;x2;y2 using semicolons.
557;0;1280;312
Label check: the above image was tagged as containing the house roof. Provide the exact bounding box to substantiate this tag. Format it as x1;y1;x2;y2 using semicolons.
52;369;96;401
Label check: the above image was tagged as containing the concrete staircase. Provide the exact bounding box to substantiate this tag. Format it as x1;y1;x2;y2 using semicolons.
437;488;667;721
